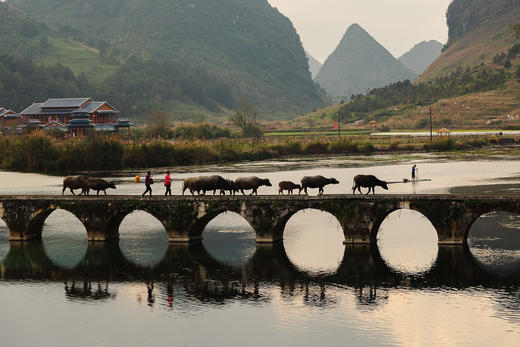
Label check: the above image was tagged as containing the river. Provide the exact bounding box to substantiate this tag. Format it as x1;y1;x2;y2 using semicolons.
0;155;520;346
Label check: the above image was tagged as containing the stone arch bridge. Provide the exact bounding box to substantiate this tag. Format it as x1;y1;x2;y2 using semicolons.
0;195;519;245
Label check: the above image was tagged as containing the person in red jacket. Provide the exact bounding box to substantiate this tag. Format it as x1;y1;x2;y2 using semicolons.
164;170;172;196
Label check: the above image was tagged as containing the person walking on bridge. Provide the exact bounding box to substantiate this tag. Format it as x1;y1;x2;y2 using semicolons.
142;171;153;197
164;170;172;196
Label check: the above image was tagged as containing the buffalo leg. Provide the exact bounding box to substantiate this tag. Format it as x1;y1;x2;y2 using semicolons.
70;188;76;195
241;189;245;195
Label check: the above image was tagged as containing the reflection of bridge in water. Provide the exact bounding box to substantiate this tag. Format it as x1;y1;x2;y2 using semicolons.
1;195;520;244
1;241;519;306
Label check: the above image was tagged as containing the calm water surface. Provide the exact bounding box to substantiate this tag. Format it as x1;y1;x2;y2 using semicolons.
1;157;520;346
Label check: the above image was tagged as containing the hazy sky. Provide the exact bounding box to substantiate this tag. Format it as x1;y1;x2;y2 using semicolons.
267;0;453;63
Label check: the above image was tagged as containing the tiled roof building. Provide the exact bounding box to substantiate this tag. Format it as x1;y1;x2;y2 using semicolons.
19;98;132;136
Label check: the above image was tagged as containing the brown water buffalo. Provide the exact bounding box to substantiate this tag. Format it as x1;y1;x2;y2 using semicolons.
278;181;302;195
85;178;116;195
235;176;272;195
301;176;339;195
62;175;89;195
352;175;388;194
182;177;199;195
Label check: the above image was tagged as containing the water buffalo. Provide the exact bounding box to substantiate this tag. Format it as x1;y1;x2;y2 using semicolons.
301;176;339;195
62;175;89;195
278;181;302;195
220;179;237;196
194;175;230;196
85;178;116;195
352;175;388;195
182;177;199;195
234;176;272;195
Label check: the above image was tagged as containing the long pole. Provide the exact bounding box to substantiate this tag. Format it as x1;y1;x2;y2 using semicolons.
429;106;433;142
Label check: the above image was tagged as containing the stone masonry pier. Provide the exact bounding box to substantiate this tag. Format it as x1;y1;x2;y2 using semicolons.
0;195;519;245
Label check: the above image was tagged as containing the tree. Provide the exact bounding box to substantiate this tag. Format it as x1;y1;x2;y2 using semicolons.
145;110;171;138
513;23;520;39
231;98;262;138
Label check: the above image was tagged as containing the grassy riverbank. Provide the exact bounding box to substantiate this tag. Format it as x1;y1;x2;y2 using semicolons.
0;131;516;174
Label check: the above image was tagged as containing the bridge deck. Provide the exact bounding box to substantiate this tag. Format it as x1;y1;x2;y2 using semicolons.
1;194;520;202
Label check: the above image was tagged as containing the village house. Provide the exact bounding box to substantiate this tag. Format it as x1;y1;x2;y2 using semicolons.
19;98;132;136
0;108;22;132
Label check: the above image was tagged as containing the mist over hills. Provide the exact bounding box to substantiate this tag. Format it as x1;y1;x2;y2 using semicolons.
399;40;443;75
315;24;417;101
305;51;322;79
4;0;328;118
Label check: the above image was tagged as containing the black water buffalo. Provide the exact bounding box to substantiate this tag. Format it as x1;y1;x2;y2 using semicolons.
194;175;230;195
85;178;116;195
278;181;302;195
352;175;388;194
62;175;89;195
220;179;237;196
235;176;272;195
301;176;339;195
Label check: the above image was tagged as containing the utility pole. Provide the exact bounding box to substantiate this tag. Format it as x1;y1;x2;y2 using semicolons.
337;112;341;140
429;106;433;142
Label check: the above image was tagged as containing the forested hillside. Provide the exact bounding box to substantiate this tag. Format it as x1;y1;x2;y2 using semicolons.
421;0;520;80
7;0;328;117
0;2;119;80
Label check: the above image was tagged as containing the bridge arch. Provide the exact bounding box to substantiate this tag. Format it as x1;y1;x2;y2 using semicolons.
188;207;251;241
463;207;520;244
22;206;86;241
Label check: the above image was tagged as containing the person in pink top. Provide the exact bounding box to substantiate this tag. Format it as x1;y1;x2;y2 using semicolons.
164;170;172;196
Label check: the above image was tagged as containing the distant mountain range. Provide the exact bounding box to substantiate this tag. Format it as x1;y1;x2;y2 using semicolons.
2;0;328;118
399;40;443;75
314;24;417;101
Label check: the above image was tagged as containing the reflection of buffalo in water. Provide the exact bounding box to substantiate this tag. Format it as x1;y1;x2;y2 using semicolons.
301;176;339;195
235;176;272;195
62;175;89;195
85;178;116;195
352;175;388;195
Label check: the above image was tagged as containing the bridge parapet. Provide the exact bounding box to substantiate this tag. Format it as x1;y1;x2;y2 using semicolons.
0;195;518;245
